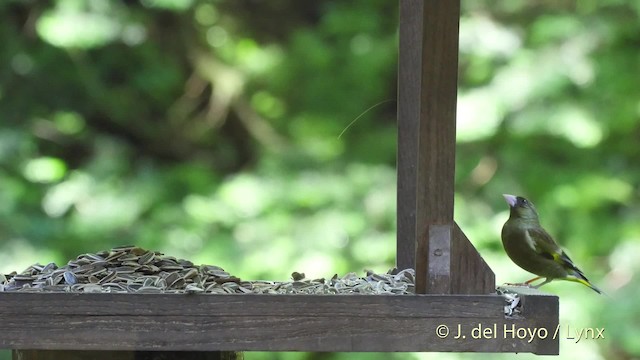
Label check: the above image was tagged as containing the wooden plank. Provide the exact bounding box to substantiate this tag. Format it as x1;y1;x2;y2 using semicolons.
504;287;560;355
0;293;502;318
0;293;558;354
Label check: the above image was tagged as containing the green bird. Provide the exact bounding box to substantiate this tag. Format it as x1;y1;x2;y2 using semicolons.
501;194;602;294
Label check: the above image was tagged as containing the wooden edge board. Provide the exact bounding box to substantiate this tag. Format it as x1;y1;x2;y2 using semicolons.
0;293;558;354
497;286;553;297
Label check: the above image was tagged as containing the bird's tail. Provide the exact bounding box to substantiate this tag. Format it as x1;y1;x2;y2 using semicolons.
566;275;603;295
559;252;603;294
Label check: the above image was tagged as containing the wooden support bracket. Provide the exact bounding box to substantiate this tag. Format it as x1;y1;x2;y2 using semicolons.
416;224;496;294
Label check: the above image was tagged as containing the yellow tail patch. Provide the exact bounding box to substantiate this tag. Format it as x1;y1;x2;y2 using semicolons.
565;276;603;294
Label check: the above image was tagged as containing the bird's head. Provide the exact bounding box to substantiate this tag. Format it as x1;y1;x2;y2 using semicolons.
502;194;539;221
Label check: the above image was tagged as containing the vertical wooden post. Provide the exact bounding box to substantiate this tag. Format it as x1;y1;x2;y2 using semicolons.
396;0;424;272
397;0;460;288
397;0;495;294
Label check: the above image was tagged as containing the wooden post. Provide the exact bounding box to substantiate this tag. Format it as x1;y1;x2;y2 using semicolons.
397;0;424;272
396;0;495;294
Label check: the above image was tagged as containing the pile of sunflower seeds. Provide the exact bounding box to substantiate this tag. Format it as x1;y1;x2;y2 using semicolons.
496;287;522;317
0;245;415;295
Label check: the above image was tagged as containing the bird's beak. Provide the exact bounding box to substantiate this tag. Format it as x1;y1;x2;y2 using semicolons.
502;194;518;207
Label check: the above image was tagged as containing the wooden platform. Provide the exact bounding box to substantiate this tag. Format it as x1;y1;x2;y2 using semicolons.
0;291;558;354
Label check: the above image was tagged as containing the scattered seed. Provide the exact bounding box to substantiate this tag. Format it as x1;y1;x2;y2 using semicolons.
63;271;78;285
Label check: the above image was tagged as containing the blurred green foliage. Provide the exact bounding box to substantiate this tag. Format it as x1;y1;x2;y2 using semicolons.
1;0;639;359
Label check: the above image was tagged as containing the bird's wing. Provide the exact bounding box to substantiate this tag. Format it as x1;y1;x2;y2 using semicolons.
525;226;601;294
526;227;585;274
525;227;565;262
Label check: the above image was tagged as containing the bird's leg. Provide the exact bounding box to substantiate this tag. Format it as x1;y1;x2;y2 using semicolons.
504;276;544;287
531;278;552;289
525;276;543;284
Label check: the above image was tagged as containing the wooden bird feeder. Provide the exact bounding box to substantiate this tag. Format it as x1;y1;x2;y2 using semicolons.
0;0;559;358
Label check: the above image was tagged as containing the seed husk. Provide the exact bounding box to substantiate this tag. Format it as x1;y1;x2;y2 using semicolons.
2;246;418;296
